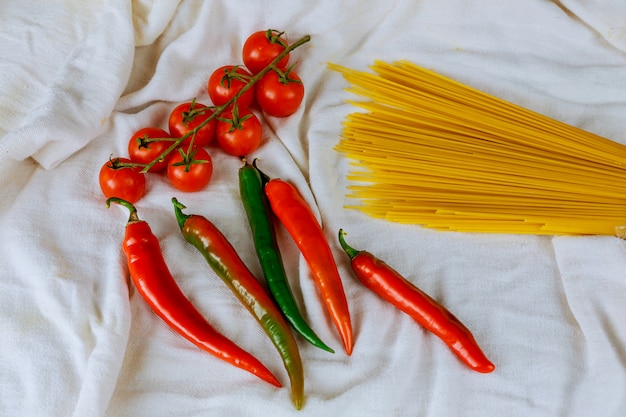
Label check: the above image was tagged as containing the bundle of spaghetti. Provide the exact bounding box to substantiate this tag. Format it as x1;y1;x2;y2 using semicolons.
329;60;626;235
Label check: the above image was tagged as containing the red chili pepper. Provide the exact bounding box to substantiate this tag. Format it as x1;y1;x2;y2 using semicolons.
106;197;281;387
172;198;304;409
338;229;495;373
262;175;353;356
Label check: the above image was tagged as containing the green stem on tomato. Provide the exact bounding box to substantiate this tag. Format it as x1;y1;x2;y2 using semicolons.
170;147;209;173
140;34;311;173
141;137;179;144
266;29;289;48
184;129;198;154
216;103;252;133
182;98;207;126
271;63;303;85
106;155;149;171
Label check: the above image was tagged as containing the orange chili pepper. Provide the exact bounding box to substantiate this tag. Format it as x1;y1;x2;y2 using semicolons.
260;168;353;355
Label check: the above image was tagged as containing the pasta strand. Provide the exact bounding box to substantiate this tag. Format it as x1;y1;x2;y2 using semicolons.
329;61;626;235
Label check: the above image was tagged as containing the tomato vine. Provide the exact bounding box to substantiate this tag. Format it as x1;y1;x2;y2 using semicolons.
99;31;310;202
141;34;309;172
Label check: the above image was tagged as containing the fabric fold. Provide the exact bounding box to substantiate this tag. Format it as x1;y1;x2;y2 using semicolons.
558;0;626;52
2;1;626;416
0;0;135;169
552;236;626;416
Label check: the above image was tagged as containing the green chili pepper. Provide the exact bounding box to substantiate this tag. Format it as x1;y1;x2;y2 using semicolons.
239;159;334;353
172;198;304;409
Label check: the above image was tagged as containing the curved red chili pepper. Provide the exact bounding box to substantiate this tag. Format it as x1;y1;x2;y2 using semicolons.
106;197;281;387
172;198;304;409
263;177;353;356
338;229;495;373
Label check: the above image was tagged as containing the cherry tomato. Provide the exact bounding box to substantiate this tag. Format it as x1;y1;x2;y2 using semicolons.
207;65;255;108
216;107;263;157
99;157;147;203
168;101;216;147
128;127;172;172
167;147;214;192
242;29;290;75
256;69;304;117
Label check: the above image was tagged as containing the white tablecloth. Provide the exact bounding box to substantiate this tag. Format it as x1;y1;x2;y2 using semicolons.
1;1;626;416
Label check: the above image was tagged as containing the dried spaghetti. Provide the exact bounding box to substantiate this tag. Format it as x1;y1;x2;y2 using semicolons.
330;60;626;236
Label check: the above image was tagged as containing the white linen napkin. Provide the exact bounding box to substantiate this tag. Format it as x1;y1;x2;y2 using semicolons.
1;1;626;416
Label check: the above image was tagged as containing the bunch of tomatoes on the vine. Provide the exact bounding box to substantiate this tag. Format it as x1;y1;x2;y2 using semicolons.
99;29;308;203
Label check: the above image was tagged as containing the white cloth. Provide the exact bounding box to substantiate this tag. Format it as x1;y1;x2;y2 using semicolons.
1;1;626;416
560;0;626;52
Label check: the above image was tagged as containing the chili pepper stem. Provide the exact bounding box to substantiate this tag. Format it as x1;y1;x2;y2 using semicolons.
172;197;191;229
252;158;271;185
106;197;140;223
338;229;361;259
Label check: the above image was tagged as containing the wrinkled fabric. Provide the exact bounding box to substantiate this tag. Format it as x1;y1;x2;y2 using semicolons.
1;1;625;416
559;0;626;52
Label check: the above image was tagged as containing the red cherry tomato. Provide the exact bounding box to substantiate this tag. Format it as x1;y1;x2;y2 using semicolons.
167;147;214;192
216;107;263;157
127;127;172;172
168;101;216;147
256;69;304;117
99;157;147;203
242;29;290;75
207;65;255;108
